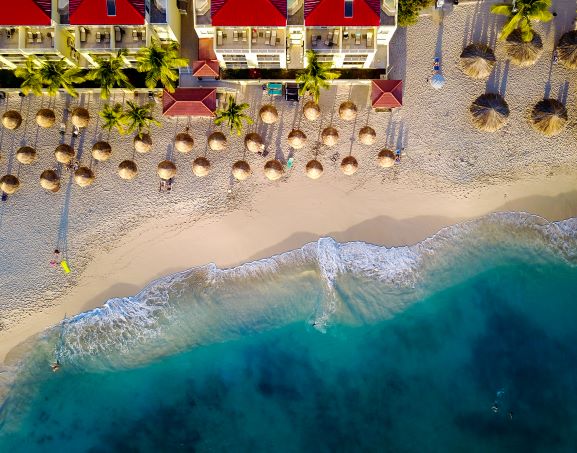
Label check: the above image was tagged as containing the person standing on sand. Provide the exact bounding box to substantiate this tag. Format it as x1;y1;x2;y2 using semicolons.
50;249;60;268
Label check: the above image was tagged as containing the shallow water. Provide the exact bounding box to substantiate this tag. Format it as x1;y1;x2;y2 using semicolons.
1;213;577;452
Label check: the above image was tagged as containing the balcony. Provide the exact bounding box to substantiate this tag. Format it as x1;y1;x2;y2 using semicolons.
341;28;375;52
307;28;340;52
0;28;20;50
115;26;147;49
23;28;56;50
250;28;285;53
215;28;250;53
77;26;147;51
194;0;211;25
78;27;113;50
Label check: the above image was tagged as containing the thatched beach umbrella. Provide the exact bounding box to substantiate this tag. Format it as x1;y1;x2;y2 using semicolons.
208;131;227;151
358;126;376;145
175;132;194;153
264;160;283;181
530;99;567;137
232;160;251;181
92;141;112;162
305;159;323;179
71;107;90;128
36;108;56;128
303;101;321;121
259;104;278;124
2;110;22;130
460;43;496;79
245;132;265;153
134;133;152;153
321;127;339;147
339;101;358;121
192;156;211;177
0;174;20;194
157;160;176;180
377;149;395;168
341;156;358;175
557;30;577;69
54;144;75;164
505;30;543;67
288;129;307;149
74;167;95;187
40;169;60;192
118;160;138;180
16;146;37;165
469;93;509;132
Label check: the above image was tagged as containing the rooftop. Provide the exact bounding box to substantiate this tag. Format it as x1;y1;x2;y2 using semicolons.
69;0;145;25
0;0;52;26
211;0;287;26
162;88;217;116
304;0;381;26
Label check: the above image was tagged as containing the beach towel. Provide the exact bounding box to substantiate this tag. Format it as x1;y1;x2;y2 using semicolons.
287;157;294;169
60;260;71;274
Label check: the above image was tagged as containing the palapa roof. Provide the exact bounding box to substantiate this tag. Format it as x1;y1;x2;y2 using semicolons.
69;0;145;25
211;0;287;26
460;44;496;79
505;30;543;67
557;30;577;70
371;80;403;108
0;0;51;26
304;0;380;26
163;88;217;117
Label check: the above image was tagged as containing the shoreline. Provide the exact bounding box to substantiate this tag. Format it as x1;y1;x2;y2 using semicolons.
2;173;577;365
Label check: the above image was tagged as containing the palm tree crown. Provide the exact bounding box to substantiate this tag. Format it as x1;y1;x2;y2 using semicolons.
296;50;339;103
121;101;160;137
15;56;43;96
15;56;84;96
214;96;253;136
100;103;125;134
491;0;553;42
135;40;188;93
85;49;134;99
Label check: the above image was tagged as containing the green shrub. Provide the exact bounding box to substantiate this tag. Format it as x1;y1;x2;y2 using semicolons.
398;0;434;26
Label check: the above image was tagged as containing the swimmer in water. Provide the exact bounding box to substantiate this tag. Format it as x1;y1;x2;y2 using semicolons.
508;411;513;420
491;403;499;413
50;361;61;372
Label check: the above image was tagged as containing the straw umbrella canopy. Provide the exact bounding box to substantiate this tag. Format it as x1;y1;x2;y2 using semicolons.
2;110;22;130
40;169;60;192
54;144;75;164
305;159;323;179
303;101;321;121
288;129;307;149
321;126;339;147
340;156;358;175
245;132;265;153
232;160;251;181
259;104;279;124
557;30;577;69
118;160;138;180
134;133;152;153
157;160;177;180
264;159;284;181
530;99;567;137
377;149;395;168
36;108;56;128
339;101;358;121
505;30;543;67
358;126;376;145
469;93;509;132
71;107;90;128
175;132;194;153
74;167;95;187
192;156;211;177
0;175;20;194
208;131;227;151
92;141;112;162
16;146;37;165
460;43;496;79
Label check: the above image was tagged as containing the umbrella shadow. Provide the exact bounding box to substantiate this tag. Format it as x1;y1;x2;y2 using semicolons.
486;60;510;97
55;173;74;262
557;81;569;105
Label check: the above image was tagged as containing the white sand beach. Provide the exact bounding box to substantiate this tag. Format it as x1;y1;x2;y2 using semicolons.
1;0;577;363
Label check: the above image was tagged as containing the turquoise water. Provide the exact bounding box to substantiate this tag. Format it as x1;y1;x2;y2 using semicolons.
1;213;577;452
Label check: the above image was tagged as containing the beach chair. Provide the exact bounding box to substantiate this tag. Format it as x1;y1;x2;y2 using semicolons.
332;28;339;46
271;30;277;47
433;57;440;71
132;29;139;41
27;32;34;44
104;31;110;42
80;27;87;42
252;29;257;43
325;31;333;46
366;32;373;48
355;32;361;45
96;31;101;43
311;35;317;48
233;30;239;42
265;30;271;45
36;32;43;43
47;31;54;46
217;30;223;46
242;30;247;42
114;26;122;42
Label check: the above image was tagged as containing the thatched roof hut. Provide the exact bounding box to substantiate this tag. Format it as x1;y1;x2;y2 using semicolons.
321;127;339;147
71;107;90;128
358;126;376;145
339;101;358;121
530;98;568;137
460;43;496;79
303;101;321;121
134;133;152;153
175;132;194;153
157;160;177;180
245;132;265;153
40;169;60;192
36;109;56;128
469;93;510;132
54;144;75;164
264;160;284;181
259;104;279;124
74;167;95;187
557;30;577;69
232;160;251;181
16;146;37;165
118;160;138;180
208;131;227;151
305;159;323;179
340;156;358;175
505;30;543;66
377;149;395;168
288;129;307;149
2;110;22;130
192;156;211;177
0;174;20;194
92;141;112;162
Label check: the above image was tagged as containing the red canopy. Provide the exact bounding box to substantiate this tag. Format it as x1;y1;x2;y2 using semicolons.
163;88;217;117
371;80;403;108
304;0;380;26
211;0;287;26
0;0;51;26
69;0;145;25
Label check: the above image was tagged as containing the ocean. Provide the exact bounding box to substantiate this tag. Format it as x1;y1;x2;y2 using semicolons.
1;213;577;452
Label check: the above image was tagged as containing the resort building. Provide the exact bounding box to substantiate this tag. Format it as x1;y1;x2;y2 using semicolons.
192;0;397;70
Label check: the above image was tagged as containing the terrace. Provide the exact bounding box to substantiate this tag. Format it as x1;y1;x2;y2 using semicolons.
0;28;20;50
341;28;375;52
250;28;285;52
23;28;56;50
215;28;250;52
307;28;340;52
77;26;147;51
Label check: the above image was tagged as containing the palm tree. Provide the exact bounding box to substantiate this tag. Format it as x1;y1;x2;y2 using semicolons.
37;58;84;96
100;103;125;135
85;49;134;99
14;56;43;96
296;50;339;103
121;101;160;137
491;0;553;42
135;40;188;93
214;96;253;136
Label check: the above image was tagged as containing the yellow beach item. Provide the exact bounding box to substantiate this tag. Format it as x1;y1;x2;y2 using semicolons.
60;260;71;274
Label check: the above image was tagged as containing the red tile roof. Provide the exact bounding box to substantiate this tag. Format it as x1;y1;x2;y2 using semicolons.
211;0;287;26
304;0;380;26
163;88;217;117
198;38;217;60
191;60;220;77
0;0;51;26
69;0;145;25
371;80;403;108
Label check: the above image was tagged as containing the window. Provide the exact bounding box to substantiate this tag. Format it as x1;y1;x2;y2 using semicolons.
107;0;117;16
344;0;353;18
